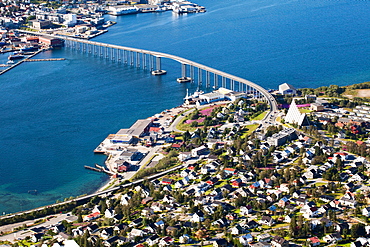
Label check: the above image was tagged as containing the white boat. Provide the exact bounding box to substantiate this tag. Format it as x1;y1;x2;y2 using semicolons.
8;52;25;60
155;6;167;12
6;60;14;64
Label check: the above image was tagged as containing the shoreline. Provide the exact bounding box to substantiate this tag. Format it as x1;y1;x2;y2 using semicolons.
92;103;194;193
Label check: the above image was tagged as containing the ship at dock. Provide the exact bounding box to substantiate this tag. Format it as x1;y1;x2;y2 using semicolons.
8;52;25;60
107;6;138;15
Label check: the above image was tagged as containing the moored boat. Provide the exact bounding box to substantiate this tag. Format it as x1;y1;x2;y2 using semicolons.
8;52;25;60
20;46;38;52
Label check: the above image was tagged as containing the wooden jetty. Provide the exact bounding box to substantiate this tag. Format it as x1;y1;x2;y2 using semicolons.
85;164;115;176
84;165;102;172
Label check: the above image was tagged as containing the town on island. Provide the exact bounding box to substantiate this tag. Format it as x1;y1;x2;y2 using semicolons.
2;0;370;247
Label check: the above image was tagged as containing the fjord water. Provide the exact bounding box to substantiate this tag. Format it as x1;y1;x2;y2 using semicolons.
0;0;370;214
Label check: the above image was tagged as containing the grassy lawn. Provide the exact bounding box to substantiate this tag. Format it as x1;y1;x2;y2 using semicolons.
241;124;259;138
215;181;228;188
252;111;268;120
272;223;289;228
315;182;327;186
176;119;197;132
299;108;312;114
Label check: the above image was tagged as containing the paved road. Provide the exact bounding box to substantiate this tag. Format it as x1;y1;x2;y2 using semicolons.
0;213;70;242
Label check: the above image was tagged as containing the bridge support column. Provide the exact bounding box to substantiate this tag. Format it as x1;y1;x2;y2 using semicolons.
142;54;146;69
190;65;194;83
156;57;161;70
198;68;202;85
124;50;127;63
150;55;154;71
214;74;218;89
206;71;210;88
222;77;226;88
181;64;186;77
231;80;234;91
130;51;134;66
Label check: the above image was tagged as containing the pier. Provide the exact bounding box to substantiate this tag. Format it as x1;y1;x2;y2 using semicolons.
17;30;278;113
84;164;115;176
0;50;43;75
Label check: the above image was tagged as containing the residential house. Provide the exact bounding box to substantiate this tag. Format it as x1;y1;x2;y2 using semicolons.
278;197;289;207
239;233;253;246
146;234;160;246
213;238;228;247
159;236;174;246
259;216;275;226
191;211;205;222
240;205;253;215
271;236;289;247
323;233;342;243
105;208;116;219
31;233;44;243
362;207;370;217
307;236;320;246
232;178;243;187
257;233;272;242
100;227;114;240
86;224;99;234
230;224;245;235
84;212;100;222
179;234;191;244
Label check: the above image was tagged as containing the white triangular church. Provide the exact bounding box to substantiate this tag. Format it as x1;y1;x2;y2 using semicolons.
285;99;309;126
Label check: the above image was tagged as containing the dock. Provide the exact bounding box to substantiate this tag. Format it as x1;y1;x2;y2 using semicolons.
0;50;66;75
84;164;115;176
0;50;42;75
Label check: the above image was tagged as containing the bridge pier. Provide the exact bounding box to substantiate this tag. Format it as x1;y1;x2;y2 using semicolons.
181;63;186;77
214;74;218;89
206;71;210;88
190;65;194;83
156;57;161;70
198;68;202;85
130;51;134;66
150;55;154;71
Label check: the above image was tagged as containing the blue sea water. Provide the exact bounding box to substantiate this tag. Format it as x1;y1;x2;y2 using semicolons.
0;0;369;214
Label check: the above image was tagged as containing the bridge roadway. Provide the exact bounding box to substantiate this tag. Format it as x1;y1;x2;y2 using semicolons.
18;30;278;114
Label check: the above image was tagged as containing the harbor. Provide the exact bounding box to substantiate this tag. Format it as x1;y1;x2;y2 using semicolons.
0;50;65;75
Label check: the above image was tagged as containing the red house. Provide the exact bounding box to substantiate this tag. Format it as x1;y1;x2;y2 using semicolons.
206;177;219;185
117;162;131;172
161;178;174;185
224;168;236;175
232;178;242;187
